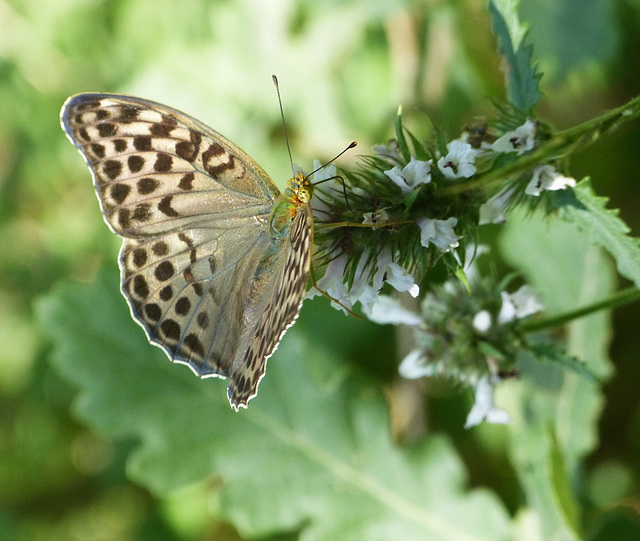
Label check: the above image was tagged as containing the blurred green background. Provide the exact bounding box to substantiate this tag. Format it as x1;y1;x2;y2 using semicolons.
2;0;640;539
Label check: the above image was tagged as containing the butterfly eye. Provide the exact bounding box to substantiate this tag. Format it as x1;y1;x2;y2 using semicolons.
297;186;312;203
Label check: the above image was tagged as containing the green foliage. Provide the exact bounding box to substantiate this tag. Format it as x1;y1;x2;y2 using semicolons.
36;270;511;540
3;0;640;539
561;180;640;287
489;0;543;112
519;0;619;86
500;209;615;540
528;343;600;384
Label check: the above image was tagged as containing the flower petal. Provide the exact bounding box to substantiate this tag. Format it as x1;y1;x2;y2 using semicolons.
365;294;422;325
525;165;576;196
417;217;461;251
491;119;536;154
384;157;432;193
464;375;511;428
437;141;477;179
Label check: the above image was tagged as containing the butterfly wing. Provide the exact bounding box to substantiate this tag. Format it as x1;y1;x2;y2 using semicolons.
228;203;313;409
61;93;308;405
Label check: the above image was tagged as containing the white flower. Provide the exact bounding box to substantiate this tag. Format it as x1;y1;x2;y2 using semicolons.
308;247;420;317
384;157;432;194
472;310;492;333
373;140;402;162
498;285;543;324
362;292;422;325
398;347;436;379
305;254;354;313
354;249;420;322
479;187;515;225
417;217;461;252
362;208;390;226
437;141;477;179
355;286;380;317
372;248;420;297
464;375;511;428
347;252;373;301
491;119;537;154
311;251;372;314
525;165;576;196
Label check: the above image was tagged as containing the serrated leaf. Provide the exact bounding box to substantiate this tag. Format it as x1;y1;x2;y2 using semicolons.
489;0;543;112
500;207;614;540
560;179;640;288
35;269;511;541
529;343;600;384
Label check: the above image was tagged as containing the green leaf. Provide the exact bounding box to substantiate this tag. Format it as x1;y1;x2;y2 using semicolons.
489;0;543;112
560;179;640;288
548;428;580;535
36;269;511;540
586;506;640;541
500;207;614;540
529;343;600;384
519;0;618;86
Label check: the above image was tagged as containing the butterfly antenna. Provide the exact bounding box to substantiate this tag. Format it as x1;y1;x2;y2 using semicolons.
272;75;296;177
308;141;357;178
308;141;358;215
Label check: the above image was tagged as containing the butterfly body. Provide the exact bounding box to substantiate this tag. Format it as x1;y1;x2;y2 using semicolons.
61;93;312;410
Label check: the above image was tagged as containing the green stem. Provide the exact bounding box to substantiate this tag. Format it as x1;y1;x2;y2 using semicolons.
315;219;413;230
520;286;640;333
442;94;640;195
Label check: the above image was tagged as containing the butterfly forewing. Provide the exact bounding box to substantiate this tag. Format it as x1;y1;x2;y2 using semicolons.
62;94;279;236
61;93;312;408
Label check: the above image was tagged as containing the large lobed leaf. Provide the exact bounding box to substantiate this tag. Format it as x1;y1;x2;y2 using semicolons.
36;269;511;540
500;207;614;541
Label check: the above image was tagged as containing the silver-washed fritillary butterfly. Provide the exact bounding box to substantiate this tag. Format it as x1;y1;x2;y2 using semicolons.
61;93;313;410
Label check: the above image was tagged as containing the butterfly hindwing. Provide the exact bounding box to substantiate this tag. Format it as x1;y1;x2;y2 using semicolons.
228;204;313;409
119;224;273;378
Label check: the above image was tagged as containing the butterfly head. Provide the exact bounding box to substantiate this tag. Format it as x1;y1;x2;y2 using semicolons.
286;171;314;205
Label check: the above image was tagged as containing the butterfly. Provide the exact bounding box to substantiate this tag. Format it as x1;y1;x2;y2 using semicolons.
60;93;314;410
